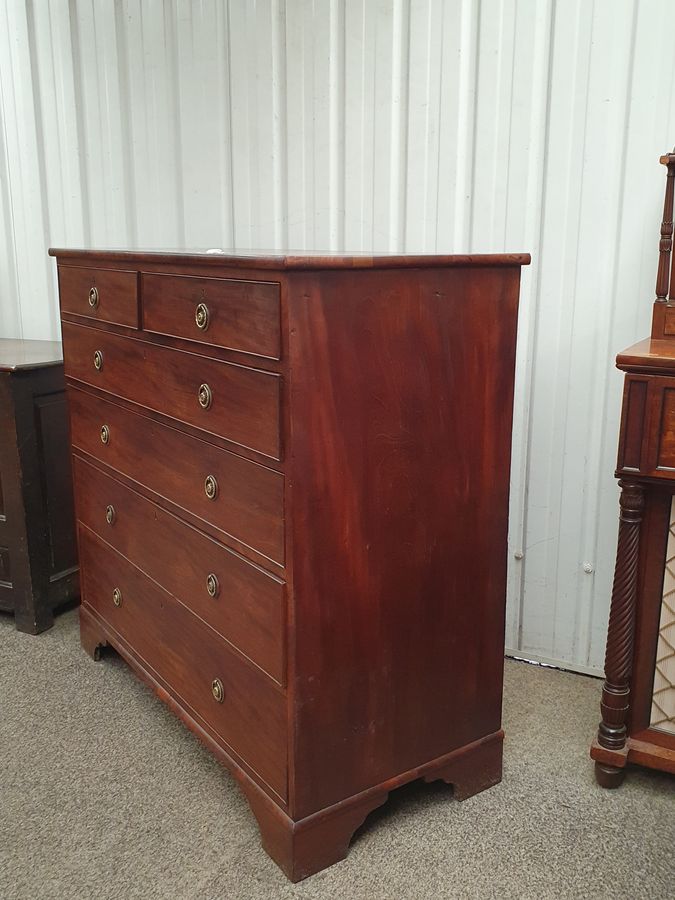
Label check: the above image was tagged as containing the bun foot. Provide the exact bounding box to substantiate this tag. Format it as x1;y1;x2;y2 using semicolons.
594;762;626;788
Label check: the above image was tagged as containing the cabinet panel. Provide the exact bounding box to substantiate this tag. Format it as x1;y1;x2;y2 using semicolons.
617;376;648;471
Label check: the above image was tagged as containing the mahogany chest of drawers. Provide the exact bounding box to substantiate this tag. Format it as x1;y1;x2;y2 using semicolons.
50;248;529;880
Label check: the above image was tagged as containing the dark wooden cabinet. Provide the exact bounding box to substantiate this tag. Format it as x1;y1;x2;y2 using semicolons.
0;340;79;633
591;151;675;785
50;248;529;880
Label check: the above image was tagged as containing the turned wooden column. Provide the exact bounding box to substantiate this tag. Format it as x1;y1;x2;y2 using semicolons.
595;479;645;787
657;153;675;301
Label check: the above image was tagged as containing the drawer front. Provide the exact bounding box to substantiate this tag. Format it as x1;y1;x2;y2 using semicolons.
62;322;281;459
79;527;287;799
69;388;284;564
59;266;139;328
142;273;281;359
73;455;285;683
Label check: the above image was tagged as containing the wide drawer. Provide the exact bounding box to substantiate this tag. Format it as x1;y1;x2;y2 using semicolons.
62;322;281;459
69;388;284;564
73;455;285;683
79;527;288;801
59;266;139;328
142;273;281;359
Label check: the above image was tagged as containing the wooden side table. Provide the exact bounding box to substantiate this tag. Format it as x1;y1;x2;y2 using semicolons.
591;150;675;783
0;339;78;632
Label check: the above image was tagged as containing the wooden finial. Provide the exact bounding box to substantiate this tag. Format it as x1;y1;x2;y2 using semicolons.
656;152;675;301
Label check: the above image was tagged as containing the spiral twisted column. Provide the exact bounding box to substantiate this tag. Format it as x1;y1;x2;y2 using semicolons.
597;480;645;756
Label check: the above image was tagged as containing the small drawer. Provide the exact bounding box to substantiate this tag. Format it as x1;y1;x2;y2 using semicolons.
58;266;139;328
61;322;281;460
73;455;286;682
68;387;284;563
79;527;287;800
142;273;281;359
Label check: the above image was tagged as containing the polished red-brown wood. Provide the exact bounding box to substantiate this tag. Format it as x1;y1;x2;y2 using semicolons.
52;247;530;880
287;265;520;817
61;320;281;459
79;526;287;800
50;247;529;270
656;152;675;301
73;455;286;683
142;272;281;359
591;150;675;785
59;265;139;328
594;479;645;786
68;387;284;564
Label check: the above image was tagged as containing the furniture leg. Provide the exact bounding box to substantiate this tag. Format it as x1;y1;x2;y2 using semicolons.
13;590;54;635
593;479;645;787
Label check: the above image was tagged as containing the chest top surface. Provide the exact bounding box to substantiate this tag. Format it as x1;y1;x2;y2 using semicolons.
48;247;530;270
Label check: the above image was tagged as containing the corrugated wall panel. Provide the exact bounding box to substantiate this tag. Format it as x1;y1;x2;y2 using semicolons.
1;0;674;674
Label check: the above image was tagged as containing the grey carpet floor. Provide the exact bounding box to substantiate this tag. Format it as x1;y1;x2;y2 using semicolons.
1;606;673;900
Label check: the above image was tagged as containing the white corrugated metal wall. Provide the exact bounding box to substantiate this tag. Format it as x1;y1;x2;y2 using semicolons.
1;0;674;674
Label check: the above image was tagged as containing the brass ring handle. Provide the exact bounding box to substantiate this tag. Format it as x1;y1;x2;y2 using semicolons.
206;573;220;598
93;350;104;371
204;475;218;500
112;587;122;607
195;302;209;331
100;424;110;445
88;286;99;309
198;383;212;409
211;678;225;703
105;504;116;525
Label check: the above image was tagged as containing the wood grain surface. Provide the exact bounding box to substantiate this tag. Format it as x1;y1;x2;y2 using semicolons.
142;272;281;359
58;265;139;328
79;526;288;800
73;455;286;683
68;387;284;564
62;321;281;459
53;248;529;879
286;265;521;816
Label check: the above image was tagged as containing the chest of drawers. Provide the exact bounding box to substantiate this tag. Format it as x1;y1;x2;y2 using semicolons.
51;248;529;880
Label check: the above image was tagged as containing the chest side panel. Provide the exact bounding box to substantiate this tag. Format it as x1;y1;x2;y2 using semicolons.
287;266;522;817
